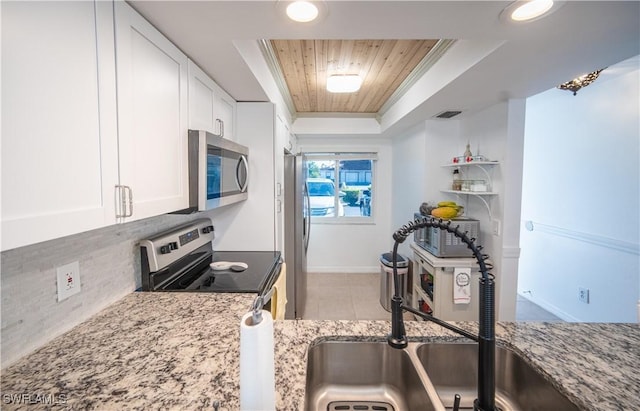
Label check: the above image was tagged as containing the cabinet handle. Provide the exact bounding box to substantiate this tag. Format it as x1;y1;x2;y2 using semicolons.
124;186;133;217
115;185;133;218
215;118;223;137
115;186;123;218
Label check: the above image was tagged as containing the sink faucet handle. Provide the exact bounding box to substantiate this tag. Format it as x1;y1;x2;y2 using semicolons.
453;394;461;411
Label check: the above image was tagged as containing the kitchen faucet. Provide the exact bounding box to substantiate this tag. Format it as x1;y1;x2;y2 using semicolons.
388;216;496;411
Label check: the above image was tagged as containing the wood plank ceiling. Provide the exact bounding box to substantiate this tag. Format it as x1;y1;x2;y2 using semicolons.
270;39;439;114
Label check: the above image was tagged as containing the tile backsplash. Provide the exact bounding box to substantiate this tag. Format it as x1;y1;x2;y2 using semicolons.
1;213;208;368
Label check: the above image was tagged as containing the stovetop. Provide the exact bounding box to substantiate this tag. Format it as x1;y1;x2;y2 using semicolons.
140;218;281;295
164;250;281;294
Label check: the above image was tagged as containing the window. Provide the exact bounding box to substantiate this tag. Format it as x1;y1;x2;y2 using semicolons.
305;153;376;221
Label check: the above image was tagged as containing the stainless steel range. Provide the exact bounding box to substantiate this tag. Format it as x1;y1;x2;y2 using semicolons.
140;218;281;296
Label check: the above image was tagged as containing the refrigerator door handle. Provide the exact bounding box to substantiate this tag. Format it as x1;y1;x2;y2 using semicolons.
303;182;311;252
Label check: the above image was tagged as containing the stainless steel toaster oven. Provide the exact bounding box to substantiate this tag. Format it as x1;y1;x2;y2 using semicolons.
413;212;480;258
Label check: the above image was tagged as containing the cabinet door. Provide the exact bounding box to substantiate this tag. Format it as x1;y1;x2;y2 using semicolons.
188;60;236;140
216;89;236;140
114;1;189;220
188;60;217;133
1;1;119;251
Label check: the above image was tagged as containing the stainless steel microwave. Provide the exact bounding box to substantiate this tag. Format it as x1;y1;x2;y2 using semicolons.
413;212;480;258
186;130;248;212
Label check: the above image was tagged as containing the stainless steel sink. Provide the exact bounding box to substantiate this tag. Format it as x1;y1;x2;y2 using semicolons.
416;343;580;411
304;341;441;411
305;341;581;411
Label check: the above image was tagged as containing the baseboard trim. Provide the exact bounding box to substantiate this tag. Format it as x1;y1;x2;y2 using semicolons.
517;292;580;322
308;266;380;274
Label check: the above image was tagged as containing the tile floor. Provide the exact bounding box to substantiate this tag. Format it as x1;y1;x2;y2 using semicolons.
515;294;563;322
302;272;563;322
302;272;395;321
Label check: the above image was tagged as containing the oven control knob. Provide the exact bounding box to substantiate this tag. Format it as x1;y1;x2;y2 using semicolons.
202;225;214;234
160;245;172;254
169;242;179;250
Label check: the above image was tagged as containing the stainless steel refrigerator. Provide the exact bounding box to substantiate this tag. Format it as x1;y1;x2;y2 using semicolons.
283;153;309;319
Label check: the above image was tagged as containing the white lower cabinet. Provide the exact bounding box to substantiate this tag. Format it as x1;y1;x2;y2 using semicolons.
114;1;189;221
1;1;119;251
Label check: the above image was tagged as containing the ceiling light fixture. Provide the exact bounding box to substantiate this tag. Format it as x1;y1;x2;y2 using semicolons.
511;0;554;21
557;69;605;95
326;75;363;93
286;1;319;22
500;0;562;23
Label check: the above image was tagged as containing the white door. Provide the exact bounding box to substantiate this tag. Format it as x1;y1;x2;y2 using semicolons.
1;1;119;251
114;1;189;221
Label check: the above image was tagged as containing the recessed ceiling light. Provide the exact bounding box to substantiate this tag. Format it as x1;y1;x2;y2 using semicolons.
511;0;553;21
500;0;562;23
286;1;319;23
326;75;362;93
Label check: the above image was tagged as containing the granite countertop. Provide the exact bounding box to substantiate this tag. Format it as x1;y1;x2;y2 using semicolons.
1;293;638;410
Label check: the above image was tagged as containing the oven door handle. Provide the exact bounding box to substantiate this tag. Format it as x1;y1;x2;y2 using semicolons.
262;286;275;306
152;251;212;290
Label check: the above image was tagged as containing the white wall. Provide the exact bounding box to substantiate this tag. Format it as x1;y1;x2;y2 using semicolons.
390;122;427;258
519;60;640;322
458;100;526;321
209;103;278;252
389;100;526;321
298;137;393;273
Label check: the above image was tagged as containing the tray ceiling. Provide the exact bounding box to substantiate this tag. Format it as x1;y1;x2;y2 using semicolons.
269;39;440;114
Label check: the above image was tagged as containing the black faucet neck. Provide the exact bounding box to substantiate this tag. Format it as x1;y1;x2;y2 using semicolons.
388;216;496;411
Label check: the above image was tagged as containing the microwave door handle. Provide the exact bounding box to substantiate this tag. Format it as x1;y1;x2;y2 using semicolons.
236;155;249;192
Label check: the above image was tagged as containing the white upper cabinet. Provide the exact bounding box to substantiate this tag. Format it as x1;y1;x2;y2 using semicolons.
216;89;237;141
1;1;232;251
1;1;119;251
114;1;189;220
187;60;236;140
188;61;217;133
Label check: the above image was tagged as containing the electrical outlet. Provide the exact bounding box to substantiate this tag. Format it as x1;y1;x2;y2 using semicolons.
578;287;590;304
492;219;501;236
57;261;81;302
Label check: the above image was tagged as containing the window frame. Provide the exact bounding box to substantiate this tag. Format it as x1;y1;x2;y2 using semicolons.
304;153;377;225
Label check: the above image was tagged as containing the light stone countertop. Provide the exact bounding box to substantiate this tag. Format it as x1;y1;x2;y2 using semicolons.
1;293;638;410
